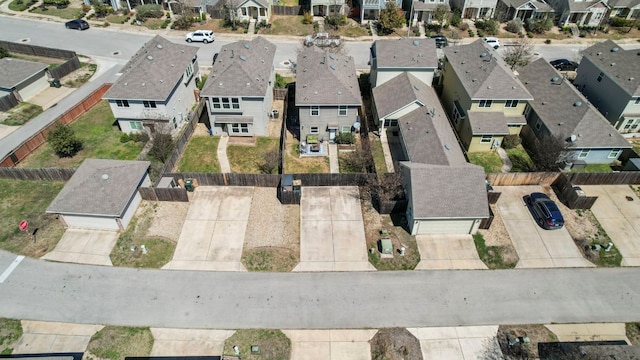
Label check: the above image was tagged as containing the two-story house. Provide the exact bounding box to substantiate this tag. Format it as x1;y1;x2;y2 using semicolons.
356;0;405;23
440;40;532;152
519;59;630;165
545;0;609;26
410;0;451;25
574;40;640;134
494;0;554;21
295;47;362;154
369;38;438;89
103;36;199;135
200;37;276;137
450;0;497;18
607;0;640;19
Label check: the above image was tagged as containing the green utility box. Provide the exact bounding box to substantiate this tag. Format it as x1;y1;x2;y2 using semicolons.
185;179;194;192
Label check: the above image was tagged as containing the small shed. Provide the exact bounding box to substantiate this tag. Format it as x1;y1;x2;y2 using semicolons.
624;158;640;171
47;159;151;231
277;174;301;204
0;58;49;103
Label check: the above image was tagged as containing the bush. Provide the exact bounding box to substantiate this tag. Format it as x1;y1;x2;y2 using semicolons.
459;22;469;31
468;29;474;37
561;25;570;32
544;38;551;44
501;135;521;149
0;47;9;59
335;132;355;144
451;10;461;27
82;3;90;11
196;74;207;90
302;11;312;24
609;16;633;27
480;19;499;35
172;15;194;30
275;73;287;89
120;132;149;143
325;14;347;27
160;18;170;28
313;21;319;32
47;125;83;158
135;4;163;19
526;17;552;33
91;0;114;17
42;0;70;6
579;31;586;37
505;18;523;33
527;31;534;38
477;29;484;37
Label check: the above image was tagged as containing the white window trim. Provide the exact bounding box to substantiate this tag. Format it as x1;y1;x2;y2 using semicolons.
310;126;319;134
608;148;621;159
310;106;320;116
338;106;347;116
578;149;590;158
480;135;492;143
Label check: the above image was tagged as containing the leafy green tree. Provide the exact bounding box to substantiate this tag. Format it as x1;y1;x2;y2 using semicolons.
433;4;450;28
91;0;113;17
47;125;83;158
0;47;8;59
378;1;405;34
275;74;287;89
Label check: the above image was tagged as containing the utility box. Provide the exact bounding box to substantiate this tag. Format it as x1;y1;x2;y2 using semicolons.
184;179;194;192
50;79;61;88
379;238;393;254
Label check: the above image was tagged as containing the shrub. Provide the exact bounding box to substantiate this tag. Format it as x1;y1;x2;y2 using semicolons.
412;26;420;36
501;135;521;150
561;25;570;32
335;132;355;145
47;125;83;158
451;10;461;27
82;3;90;11
196;74;208;90
527;31;534;38
91;0;114;17
481;19;499;35
172;15;194;30
302;11;312;24
475;19;485;29
579;31;586;37
313;21;319;32
201;12;206;21
468;29;474;37
0;47;9;59
325;14;347;27
275;73;287;89
166;11;170;18
42;0;70;6
526;17;552;33
609;16;633;27
136;4;163;19
544;38;551;44
459;22;469;31
86;13;94;19
477;29;484;37
120;132;149;143
160;18;170;28
505;18;523;33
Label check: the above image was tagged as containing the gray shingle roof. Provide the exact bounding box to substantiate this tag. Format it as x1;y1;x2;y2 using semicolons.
0;58;48;90
373;72;467;166
568;0;608;11
47;159;150;217
201;37;276;98
402;162;489;219
103;36;198;101
519;58;630;149
467;111;523;135
581;40;640;97
499;0;553;11
443;40;532;100
608;0;640;8
413;1;451;11
373;38;438;69
295;47;362;106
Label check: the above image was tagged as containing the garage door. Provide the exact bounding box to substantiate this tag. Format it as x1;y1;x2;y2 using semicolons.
414;219;475;235
63;215;119;230
19;75;49;101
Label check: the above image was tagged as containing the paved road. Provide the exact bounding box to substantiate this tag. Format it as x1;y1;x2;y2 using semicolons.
1;251;640;329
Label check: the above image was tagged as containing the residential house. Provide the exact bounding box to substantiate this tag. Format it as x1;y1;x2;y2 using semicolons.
494;0;554;21
46;159;151;231
0;58;49;110
449;0;497;18
201;37;276;137
230;0;270;22
102;36;199;135
372;72;489;234
440;40;532;152
369;38;438;88
295;47;362;154
573;40;640;134
607;0;640;19
311;0;345;16
410;0;450;25
356;0;404;23
545;0;609;26
519;59;630;164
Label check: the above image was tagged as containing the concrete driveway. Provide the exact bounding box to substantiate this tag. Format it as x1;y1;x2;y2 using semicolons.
163;187;252;271
415;234;487;270
294;187;375;272
582;185;640;266
150;328;235;356
41;229;118;266
495;186;594;268
14;321;103;354
283;329;376;360
408;326;502;359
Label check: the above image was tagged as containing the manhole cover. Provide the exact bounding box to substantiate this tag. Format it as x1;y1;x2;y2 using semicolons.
112;51;120;55
19;38;30;43
283;61;290;65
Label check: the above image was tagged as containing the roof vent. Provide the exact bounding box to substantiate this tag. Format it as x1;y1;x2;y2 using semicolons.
574;101;582;107
596;52;602;56
480;52;487;57
337;91;342;95
141;82;145;87
101;174;109;180
147;55;153;61
329;54;336;60
413;40;419;46
239;55;247;61
244;43;250;49
314;91;318;95
630;77;635;81
159;79;163;83
570;134;577;142
472;78;477;82
330;65;336;70
611;47;619;52
413;85;420;91
551;76;560;82
219;82;223;86
444;144;451;150
246;82;250;87
610;62;616;66
156;44;163;49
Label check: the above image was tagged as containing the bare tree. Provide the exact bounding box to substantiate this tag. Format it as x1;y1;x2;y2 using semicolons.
257;148;281;174
529;134;574;172
433;4;451;29
148;124;174;163
503;36;535;70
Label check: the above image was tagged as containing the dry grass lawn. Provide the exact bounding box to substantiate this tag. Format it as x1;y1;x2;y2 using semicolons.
0;318;23;355
85;326;153;360
223;329;290;359
498;325;557;360
370;328;423;360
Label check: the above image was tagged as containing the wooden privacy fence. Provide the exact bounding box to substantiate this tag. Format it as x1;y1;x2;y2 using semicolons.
49;56;81;80
0;167;76;181
166;172;375;187
138;187;188;202
553;173;597;209
273;88;287;100
0;40;76;59
0;84;111;167
486;171;640;186
0;92;19;112
271;5;306;15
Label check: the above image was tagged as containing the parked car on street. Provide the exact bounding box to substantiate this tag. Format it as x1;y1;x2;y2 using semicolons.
550;59;579;71
483;37;500;49
430;35;448;48
524;192;565;230
185;30;215;43
65;19;89;30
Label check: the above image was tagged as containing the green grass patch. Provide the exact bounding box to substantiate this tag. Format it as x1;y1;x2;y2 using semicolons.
366;214;420;271
473;233;517;269
18;100;144;168
570;163;614;173
223;329;290;359
110;203;175;268
505;145;534;172
86;326;153;360
0;318;23;355
276;0;297;5
468;151;502;173
627;323;640;345
141;18;165;29
227;137;279;173
576;209;622;267
0;179;66;257
8;0;33;11
333;24;369;37
105;14;129;23
284;140;329;173
242;247;298;272
1;102;43;126
370;137;388;174
177;136;220;172
31;5;85;19
264;16;313;36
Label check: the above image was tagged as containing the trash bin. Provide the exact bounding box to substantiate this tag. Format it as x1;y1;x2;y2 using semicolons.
184;179;194;192
50;79;61;88
271;109;279;118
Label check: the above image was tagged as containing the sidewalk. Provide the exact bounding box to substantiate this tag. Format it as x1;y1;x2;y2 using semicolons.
328;143;338;173
217;134;231;173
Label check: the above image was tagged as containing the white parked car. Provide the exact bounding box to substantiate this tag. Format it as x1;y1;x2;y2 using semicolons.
185;30;215;43
483;37;500;49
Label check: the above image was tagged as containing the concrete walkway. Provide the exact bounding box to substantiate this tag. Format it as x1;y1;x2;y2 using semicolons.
379;131;394;172
496;147;512;173
14;320;103;354
328;143;339;173
545;323;629;343
283;329;376;360
217;134;231;173
150;328;235;356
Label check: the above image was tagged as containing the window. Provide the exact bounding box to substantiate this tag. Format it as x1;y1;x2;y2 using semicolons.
635;98;640;105
212;97;221;109
338;106;348;116
222;97;230;109
384;119;398;127
231;98;240;109
578;149;590;158
535;119;542;130
480;135;492;143
310;106;320;116
172;117;177;129
507;124;521;128
143;101;156;108
231;123;240;133
185;63;194;80
130;121;142;130
608;148;621;159
505;100;519;108
341;126;351;133
116;100;129;107
211;97;239;110
597;72;604;82
479;99;492;108
310;126;319;134
623;119;639;130
594;12;602;20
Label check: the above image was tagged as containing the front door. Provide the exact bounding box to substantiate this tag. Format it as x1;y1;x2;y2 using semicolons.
329;129;336;141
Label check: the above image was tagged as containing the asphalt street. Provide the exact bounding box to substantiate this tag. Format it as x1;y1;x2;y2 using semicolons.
1;251;639;329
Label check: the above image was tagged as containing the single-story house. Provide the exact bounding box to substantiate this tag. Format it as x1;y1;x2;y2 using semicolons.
47;159;151;231
0;57;49;108
311;0;345;16
607;0;640;19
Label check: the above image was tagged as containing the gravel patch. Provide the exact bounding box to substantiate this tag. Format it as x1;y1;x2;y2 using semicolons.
143;201;190;242
244;187;300;250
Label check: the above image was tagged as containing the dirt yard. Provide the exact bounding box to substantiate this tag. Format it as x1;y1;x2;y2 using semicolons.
370;328;423;360
144;201;189;241
498;325;557;360
477;203;519;267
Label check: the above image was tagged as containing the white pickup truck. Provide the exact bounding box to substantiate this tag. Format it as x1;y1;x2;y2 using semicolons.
304;33;341;47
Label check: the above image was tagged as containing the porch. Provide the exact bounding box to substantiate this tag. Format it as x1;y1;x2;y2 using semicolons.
299;134;328;157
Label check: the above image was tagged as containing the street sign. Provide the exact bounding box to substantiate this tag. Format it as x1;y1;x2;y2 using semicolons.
19;220;28;232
